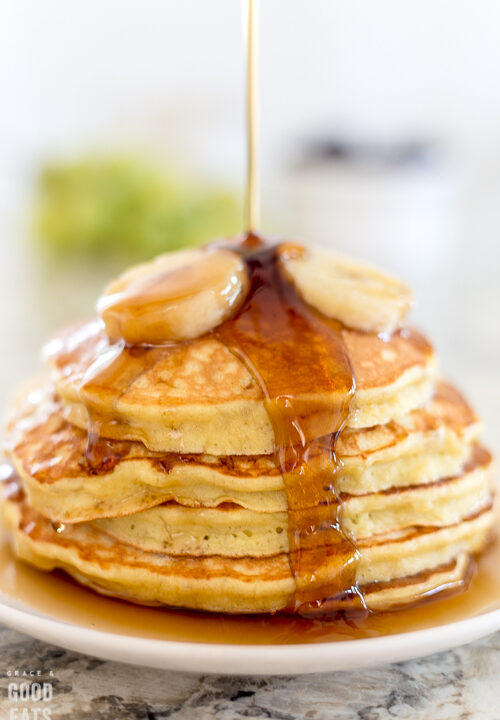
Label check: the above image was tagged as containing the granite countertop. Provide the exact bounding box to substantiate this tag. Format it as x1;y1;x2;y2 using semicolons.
1;625;499;719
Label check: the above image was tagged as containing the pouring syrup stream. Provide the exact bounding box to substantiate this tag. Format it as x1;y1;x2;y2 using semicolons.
245;0;260;232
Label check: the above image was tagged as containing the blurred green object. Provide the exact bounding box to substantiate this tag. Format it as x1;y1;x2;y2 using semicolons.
35;156;241;260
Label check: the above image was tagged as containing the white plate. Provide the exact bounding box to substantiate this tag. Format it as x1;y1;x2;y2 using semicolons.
1;590;500;675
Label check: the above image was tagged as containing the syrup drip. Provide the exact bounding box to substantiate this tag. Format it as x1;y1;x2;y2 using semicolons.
215;234;360;615
79;341;162;469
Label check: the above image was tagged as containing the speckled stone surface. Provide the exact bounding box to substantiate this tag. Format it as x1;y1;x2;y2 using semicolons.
1;625;500;719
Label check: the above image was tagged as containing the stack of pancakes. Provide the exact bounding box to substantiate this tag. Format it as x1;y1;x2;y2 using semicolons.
1;243;496;614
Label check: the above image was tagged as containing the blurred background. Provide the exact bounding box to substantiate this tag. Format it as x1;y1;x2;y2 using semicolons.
0;0;499;447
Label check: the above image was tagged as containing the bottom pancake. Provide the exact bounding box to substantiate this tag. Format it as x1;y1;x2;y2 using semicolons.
2;487;495;614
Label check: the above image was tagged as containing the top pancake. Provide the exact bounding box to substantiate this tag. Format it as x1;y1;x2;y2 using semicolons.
45;319;436;455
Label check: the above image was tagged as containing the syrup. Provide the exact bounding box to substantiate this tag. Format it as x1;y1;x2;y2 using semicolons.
215;235;359;614
245;0;259;231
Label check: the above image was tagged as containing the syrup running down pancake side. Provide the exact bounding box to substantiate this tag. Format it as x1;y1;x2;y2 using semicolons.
75;233;360;616
215;234;359;614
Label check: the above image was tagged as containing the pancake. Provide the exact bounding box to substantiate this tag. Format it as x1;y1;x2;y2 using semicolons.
6;381;478;523
2;481;494;613
44;319;436;454
92;445;493;556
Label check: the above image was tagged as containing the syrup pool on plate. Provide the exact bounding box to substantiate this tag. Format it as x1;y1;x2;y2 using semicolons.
0;529;500;645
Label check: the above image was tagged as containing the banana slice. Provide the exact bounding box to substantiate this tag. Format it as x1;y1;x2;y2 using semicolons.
98;248;249;344
279;244;413;334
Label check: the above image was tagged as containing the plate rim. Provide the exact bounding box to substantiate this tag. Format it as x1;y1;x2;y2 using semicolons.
1;591;500;675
